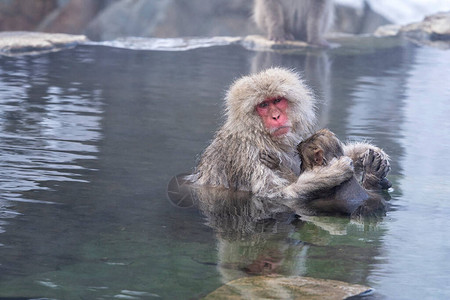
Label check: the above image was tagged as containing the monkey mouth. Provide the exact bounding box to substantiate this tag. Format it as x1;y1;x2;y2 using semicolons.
272;126;291;137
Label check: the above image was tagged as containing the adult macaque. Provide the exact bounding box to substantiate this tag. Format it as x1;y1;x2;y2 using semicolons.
253;0;334;46
186;68;390;206
295;129;386;216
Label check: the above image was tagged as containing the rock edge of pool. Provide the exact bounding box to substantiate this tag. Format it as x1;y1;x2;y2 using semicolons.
1;11;449;56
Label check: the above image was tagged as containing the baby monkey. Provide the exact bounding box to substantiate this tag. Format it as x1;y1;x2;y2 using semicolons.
262;129;386;217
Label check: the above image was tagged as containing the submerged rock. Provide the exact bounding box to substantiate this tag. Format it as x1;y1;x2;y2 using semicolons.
0;31;87;56
204;275;373;300
375;11;450;49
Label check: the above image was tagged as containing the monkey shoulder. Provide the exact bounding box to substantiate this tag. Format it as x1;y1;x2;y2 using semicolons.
194;134;260;190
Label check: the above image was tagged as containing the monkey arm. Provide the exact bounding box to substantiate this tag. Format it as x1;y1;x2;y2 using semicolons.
277;166;298;183
261;156;354;200
343;142;391;189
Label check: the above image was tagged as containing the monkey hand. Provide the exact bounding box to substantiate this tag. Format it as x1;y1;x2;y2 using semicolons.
259;151;281;170
361;148;391;190
260;151;298;183
326;156;355;183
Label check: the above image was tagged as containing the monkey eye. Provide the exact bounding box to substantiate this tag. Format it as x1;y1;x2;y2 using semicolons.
273;98;282;104
258;102;269;108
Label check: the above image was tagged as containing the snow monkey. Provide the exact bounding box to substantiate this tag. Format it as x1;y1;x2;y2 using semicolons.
253;0;334;46
296;129;386;216
186;68;390;204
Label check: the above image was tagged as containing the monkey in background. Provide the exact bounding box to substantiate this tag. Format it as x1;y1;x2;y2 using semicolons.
186;68;391;207
253;0;334;47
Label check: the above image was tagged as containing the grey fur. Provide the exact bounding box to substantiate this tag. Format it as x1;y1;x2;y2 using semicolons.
253;0;334;46
187;68;355;201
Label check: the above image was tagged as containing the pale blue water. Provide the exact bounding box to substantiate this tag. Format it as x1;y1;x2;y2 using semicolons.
0;40;449;299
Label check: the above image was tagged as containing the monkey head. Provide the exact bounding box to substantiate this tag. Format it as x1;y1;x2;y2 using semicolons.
224;68;317;145
297;129;344;172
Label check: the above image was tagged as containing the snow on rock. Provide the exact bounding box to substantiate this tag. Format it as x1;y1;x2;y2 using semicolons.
336;0;450;25
0;31;87;56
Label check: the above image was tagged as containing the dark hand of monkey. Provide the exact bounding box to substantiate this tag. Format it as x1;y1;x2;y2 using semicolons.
259;151;281;170
361;149;392;190
260;151;298;183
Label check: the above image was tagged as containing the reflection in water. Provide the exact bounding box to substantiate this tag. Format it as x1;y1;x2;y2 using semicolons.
373;47;450;299
0;53;103;261
193;188;305;284
168;177;387;296
0;57;103;202
168;182;310;286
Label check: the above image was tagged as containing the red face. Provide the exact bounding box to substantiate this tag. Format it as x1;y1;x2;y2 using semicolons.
255;97;290;137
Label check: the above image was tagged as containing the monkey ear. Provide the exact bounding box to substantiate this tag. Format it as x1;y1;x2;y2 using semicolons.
314;149;324;166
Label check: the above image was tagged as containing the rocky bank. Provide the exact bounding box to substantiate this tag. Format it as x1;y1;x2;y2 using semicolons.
0;0;387;41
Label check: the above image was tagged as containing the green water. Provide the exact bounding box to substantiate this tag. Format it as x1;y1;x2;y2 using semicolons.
0;40;449;299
